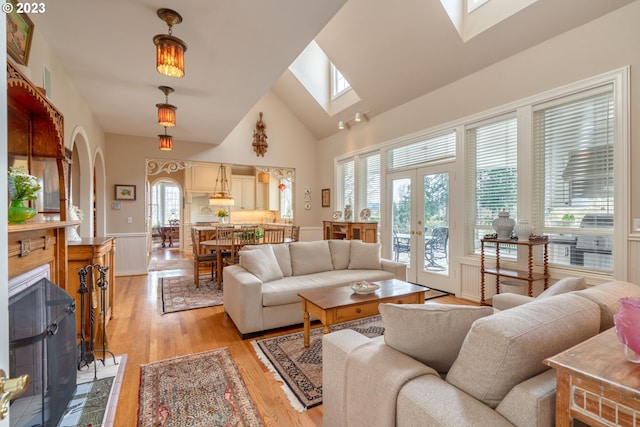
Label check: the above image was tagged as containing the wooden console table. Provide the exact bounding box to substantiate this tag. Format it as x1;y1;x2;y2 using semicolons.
68;237;116;348
544;328;640;427
480;237;549;305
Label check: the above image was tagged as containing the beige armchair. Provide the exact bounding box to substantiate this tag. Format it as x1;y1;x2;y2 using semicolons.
492;276;586;310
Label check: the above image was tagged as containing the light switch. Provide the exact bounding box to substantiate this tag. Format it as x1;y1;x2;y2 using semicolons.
127;217;133;224
634;218;640;231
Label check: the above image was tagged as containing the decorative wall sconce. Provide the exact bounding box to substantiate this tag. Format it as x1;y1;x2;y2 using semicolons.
252;112;268;157
209;165;235;206
337;111;370;130
158;128;173;151
156;86;177;127
153;8;188;78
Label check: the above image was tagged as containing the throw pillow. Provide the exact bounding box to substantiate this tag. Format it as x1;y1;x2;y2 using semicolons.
239;245;284;283
289;241;334;275
537;276;586;298
380;303;494;373
328;239;351;270
241;243;293;277
348;240;382;270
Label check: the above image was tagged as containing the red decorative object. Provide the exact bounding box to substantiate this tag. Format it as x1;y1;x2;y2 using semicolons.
614;297;640;355
278;184;286;191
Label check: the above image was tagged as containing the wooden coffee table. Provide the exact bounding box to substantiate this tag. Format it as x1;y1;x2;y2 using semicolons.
297;278;427;347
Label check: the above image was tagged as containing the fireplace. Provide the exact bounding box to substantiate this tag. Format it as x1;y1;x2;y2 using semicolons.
8;265;77;427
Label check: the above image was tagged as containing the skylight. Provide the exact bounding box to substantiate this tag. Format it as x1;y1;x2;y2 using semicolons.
331;64;351;99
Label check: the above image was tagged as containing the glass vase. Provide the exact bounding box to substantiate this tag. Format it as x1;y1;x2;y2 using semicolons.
8;199;37;224
614;297;640;363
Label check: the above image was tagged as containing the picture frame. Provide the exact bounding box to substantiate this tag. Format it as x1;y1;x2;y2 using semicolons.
115;184;136;201
321;188;331;207
6;0;34;66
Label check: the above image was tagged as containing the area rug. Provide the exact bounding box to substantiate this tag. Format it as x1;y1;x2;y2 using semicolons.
158;275;223;314
137;348;264;427
59;354;127;427
148;258;192;271
252;316;385;412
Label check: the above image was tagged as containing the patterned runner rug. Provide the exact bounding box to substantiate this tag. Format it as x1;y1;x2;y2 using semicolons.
158;275;223;314
252;316;385;412
137;348;263;427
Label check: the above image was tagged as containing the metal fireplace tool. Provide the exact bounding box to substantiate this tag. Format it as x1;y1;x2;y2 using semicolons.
77;263;117;380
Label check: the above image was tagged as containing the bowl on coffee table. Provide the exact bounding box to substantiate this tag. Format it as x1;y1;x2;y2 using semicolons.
350;281;380;294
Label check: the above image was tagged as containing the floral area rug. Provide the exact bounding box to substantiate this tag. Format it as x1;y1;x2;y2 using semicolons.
137;348;263;427
252;316;385;412
158;275;223;314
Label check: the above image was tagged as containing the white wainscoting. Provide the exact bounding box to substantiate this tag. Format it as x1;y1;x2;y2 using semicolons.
108;233;149;276
299;226;323;242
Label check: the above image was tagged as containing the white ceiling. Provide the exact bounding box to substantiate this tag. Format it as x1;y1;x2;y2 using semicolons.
30;0;635;145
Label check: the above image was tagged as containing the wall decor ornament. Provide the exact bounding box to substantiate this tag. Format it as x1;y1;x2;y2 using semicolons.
492;210;515;239
252;112;268;157
6;0;34;66
321;188;330;207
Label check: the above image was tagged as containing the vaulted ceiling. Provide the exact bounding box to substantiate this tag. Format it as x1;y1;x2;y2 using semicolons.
30;0;635;145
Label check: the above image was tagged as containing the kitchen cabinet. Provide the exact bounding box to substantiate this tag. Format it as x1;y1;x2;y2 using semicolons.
185;163;226;193
231;175;256;210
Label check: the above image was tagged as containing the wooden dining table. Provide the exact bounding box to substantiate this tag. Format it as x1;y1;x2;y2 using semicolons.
200;238;235;288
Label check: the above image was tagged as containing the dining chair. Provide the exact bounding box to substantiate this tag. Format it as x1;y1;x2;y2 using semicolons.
290;225;300;242
263;227;285;244
191;228;216;288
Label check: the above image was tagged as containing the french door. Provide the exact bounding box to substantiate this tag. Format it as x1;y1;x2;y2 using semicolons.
386;165;455;293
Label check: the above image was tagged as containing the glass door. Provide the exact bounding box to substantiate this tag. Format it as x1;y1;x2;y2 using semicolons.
387;165;454;292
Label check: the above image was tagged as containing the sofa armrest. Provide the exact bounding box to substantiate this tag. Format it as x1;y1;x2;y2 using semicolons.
492;293;536;311
222;265;264;337
397;375;514;426
322;329;375;427
496;369;557;427
381;258;407;281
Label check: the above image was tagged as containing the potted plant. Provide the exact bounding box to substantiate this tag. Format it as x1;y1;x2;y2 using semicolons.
8;166;40;224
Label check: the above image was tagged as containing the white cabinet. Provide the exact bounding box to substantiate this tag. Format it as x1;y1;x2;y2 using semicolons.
185;163;219;192
231;175;256;210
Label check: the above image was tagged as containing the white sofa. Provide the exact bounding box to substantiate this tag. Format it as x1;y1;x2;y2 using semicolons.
323;280;640;427
223;239;407;338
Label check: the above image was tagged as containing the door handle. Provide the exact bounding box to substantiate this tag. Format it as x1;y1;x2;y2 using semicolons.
0;369;30;420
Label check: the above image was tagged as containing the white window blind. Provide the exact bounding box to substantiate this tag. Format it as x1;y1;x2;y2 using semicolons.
358;153;381;221
466;116;518;252
337;159;355;211
533;86;614;227
387;132;456;171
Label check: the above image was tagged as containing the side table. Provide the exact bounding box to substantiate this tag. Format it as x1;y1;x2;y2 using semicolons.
544;328;640;427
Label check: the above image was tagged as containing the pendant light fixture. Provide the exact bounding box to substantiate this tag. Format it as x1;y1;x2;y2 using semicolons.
209;165;235;206
153;8;187;78
156;86;177;127
158;127;173;151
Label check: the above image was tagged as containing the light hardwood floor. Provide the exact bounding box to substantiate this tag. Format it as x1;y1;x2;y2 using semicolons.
108;246;479;426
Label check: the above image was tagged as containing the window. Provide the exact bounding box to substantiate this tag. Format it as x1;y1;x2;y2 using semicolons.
466;116;518;255
151;181;180;227
331;64;351;99
337;159;355;211
279;177;294;221
533;86;614;272
387;132;456;171
358;153;381;221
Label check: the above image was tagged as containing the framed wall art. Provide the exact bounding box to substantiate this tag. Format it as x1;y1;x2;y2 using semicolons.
321;188;330;207
115;184;136;201
6;0;34;66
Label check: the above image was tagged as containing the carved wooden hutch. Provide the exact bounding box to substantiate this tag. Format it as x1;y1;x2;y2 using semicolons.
8;60;116;344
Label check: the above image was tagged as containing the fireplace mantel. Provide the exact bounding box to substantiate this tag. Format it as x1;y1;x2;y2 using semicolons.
8;221;78;292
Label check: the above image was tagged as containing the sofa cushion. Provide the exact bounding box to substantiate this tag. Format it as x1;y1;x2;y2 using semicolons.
538;276;586;298
573;280;640;331
289;241;334;275
380;303;493;373
329;240;352;270
262;269;396;306
446;293;600;408
348;240;382;270
239;245;284;283
241;243;292;277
